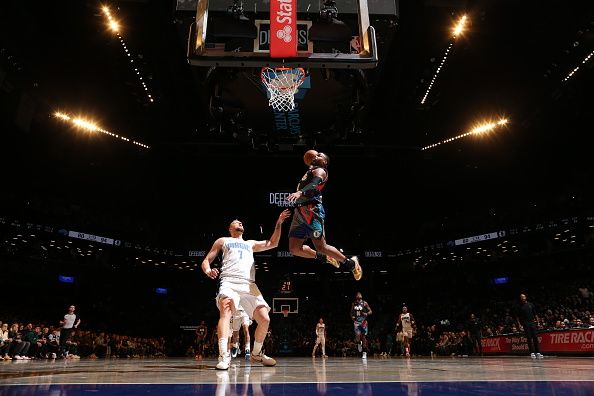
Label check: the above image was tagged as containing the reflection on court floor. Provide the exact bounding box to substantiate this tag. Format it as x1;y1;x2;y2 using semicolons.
1;357;593;395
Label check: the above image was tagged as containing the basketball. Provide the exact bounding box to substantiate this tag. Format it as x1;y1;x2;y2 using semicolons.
304;149;318;166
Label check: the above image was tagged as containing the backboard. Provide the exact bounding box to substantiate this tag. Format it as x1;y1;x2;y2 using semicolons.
174;0;399;149
272;297;299;314
178;0;399;69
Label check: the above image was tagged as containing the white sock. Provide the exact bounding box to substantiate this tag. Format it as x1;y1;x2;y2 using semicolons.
218;338;228;356
252;341;263;356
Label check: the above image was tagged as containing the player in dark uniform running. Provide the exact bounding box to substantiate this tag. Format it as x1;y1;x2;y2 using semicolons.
287;151;363;280
351;292;372;359
195;320;208;359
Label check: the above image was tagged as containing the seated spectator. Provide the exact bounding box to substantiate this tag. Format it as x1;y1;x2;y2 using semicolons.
22;324;43;358
38;327;51;358
8;323;31;360
572;318;587;328
92;332;108;358
435;333;450;356
65;330;81;358
0;323;11;360
77;330;94;357
47;328;61;358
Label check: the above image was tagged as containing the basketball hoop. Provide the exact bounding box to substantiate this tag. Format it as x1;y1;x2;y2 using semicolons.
282;308;290;318
261;67;307;112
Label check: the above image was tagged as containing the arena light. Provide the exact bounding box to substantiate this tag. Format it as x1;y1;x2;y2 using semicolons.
421;117;508;151
420;14;469;105
53;111;150;149
452;15;468;38
72;118;99;132
562;49;594;82
101;5;154;103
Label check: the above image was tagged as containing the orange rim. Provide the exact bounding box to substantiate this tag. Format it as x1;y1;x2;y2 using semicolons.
261;67;306;90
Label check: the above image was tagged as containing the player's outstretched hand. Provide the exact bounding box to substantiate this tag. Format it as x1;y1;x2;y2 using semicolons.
206;268;219;279
277;209;291;223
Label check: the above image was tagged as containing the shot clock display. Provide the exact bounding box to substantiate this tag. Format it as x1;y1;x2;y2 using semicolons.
279;280;293;294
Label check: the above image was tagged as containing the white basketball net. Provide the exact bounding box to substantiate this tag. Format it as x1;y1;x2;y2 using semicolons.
261;67;306;112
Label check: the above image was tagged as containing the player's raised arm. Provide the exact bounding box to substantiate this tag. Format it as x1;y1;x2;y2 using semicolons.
252;209;291;252
288;167;327;203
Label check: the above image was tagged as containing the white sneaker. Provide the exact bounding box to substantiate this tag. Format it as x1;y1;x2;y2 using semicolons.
530;353;536;359
250;352;276;366
231;344;238;358
536;353;544;359
362;352;367;359
216;353;231;370
51;353;57;359
357;342;362;353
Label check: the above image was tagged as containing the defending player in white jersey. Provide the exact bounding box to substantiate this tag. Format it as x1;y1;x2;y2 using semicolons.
202;209;291;370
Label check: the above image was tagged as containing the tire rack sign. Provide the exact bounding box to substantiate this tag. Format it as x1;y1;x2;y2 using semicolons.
254;20;313;53
482;329;594;354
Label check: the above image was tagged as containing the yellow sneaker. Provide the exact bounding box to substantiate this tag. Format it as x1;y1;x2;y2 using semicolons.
326;256;340;268
351;256;362;281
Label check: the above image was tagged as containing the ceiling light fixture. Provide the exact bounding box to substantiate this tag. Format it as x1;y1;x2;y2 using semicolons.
53;111;150;149
101;5;154;103
562;49;594;82
420;14;468;105
421;117;508;150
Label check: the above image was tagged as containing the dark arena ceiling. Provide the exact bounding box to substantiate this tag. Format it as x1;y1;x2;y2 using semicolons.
1;0;593;254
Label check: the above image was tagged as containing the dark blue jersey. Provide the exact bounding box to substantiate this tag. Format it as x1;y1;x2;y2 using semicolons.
351;300;371;322
295;166;327;205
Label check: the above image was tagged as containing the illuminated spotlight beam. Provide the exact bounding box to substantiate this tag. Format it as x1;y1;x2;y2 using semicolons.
421;118;508;151
562;49;594;82
101;5;154;104
420;14;468;105
53;111;150;149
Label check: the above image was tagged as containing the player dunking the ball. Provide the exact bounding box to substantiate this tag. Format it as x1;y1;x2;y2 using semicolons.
287;150;363;280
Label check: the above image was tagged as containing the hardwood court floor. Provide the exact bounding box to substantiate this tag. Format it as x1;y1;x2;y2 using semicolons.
1;356;593;395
